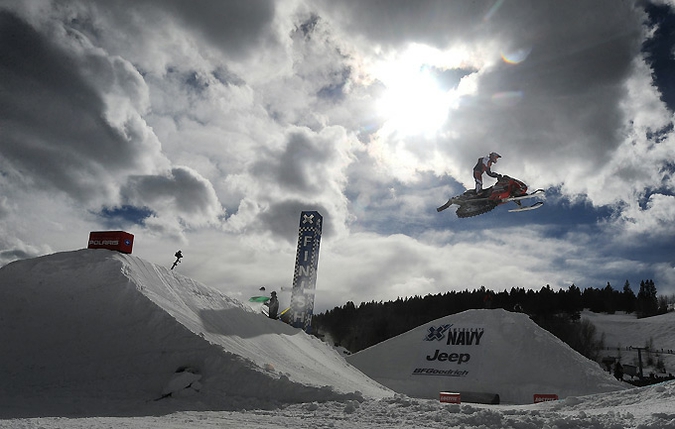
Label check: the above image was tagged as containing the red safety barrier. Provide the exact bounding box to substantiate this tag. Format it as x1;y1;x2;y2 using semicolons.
533;393;559;403
440;392;461;404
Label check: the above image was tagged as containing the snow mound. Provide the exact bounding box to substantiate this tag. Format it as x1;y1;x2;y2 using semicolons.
346;308;627;404
0;250;391;417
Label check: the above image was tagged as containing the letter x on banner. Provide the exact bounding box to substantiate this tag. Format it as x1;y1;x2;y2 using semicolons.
289;211;323;332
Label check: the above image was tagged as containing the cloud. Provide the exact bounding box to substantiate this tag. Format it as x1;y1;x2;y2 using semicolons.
0;239;48;266
0;9;167;206
122;166;223;228
309;226;651;312
315;0;492;50
1;0;674;310
240;126;356;240
258;200;331;244
158;0;277;60
614;193;675;239
316;1;671;205
253;127;353;195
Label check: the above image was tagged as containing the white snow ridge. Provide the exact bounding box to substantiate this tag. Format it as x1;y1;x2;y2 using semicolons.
347;308;626;404
2;249;675;429
0;249;390;417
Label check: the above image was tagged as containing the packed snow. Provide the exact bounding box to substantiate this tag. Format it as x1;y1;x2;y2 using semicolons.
0;249;674;428
346;309;625;403
583;310;675;379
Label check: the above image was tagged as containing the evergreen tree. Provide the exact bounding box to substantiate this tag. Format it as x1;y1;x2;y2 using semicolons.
601;282;618;314
312;280;641;354
636;280;658;318
559;284;582;314
621;280;636;313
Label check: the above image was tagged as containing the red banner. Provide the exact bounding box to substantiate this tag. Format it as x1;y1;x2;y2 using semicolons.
440;392;461;403
533;394;558;403
87;231;134;254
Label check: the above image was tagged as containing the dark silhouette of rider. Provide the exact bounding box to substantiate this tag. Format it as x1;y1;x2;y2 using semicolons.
473;152;501;194
171;250;183;270
265;291;280;319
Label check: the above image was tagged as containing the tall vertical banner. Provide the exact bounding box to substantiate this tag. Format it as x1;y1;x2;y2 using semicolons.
289;211;323;332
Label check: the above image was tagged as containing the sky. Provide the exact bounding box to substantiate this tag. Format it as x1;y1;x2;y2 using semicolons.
1;0;675;312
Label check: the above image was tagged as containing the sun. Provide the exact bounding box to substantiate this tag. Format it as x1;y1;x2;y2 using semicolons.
373;44;465;137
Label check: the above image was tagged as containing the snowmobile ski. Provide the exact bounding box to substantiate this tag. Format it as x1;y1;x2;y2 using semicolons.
508;201;544;213
503;189;545;202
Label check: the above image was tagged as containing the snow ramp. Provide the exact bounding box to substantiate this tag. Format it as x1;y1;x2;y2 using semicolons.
347;308;627;404
0;249;391;417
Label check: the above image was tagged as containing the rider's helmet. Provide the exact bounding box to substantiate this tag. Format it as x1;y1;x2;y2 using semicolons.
489;152;501;163
271;291;277;297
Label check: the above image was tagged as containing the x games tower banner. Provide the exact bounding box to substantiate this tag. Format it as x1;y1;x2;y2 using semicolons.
289;211;323;332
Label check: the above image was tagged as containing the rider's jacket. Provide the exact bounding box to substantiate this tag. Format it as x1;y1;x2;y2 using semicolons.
473;156;499;178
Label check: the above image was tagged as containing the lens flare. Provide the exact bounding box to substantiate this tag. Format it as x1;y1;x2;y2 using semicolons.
491;91;523;107
501;47;532;64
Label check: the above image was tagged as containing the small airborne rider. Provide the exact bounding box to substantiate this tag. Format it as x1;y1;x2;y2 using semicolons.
473;152;501;195
437;150;543;216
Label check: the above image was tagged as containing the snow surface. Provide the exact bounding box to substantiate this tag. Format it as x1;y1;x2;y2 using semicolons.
346;308;626;403
583;310;675;376
1;249;674;428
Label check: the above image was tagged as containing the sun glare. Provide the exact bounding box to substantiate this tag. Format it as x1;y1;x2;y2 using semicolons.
373;45;465;137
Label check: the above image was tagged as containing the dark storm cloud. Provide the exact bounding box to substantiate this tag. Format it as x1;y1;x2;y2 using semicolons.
161;0;277;58
0;10;159;200
253;130;345;195
122;167;221;223
642;2;675;111
258;199;332;243
79;0;278;60
467;25;639;160
276;132;334;194
317;0;488;48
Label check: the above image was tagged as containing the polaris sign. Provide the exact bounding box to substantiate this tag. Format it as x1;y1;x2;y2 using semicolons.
289;211;322;332
412;324;485;378
87;231;134;254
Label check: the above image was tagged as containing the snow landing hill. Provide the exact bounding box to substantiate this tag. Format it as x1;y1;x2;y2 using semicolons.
0;249;629;418
346;308;626;404
0;250;390;417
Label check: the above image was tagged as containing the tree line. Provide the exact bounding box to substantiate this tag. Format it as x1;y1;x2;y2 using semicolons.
312;280;669;360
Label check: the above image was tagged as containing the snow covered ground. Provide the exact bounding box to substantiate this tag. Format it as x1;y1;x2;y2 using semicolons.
1;249;674;428
346;308;625;403
583;309;675;378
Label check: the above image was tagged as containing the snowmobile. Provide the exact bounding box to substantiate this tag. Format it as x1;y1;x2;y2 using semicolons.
437;175;544;218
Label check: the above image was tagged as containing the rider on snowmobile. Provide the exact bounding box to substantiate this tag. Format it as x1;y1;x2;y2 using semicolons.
473;152;501;194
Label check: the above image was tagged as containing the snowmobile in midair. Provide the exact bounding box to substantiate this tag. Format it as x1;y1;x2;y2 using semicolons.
437;175;544;218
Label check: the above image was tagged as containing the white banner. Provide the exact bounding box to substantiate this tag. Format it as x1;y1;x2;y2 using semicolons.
412;324;485;378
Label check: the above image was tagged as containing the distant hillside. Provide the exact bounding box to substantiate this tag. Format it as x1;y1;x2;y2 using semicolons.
312;283;670;362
